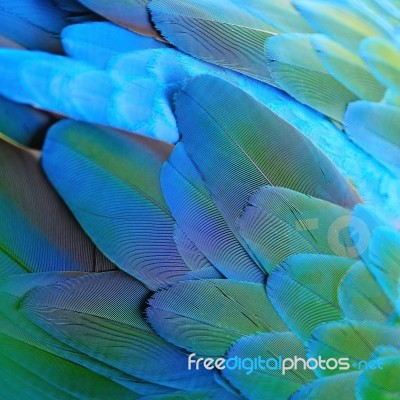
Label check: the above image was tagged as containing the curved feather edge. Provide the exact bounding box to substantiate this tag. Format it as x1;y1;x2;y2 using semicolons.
267;254;356;340
21;272;217;391
147;279;287;356
223;332;315;400
42;120;189;289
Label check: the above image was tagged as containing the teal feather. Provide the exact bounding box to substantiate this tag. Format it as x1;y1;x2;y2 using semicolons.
161;143;263;282
308;321;400;377
291;372;360;400
0;137;114;274
22;272;217;391
223;332;315;400
267;254;355;340
0;272;161;396
147;280;287;356
42;120;189;289
239;187;357;273
0;96;52;147
62;22;168;68
77;0;159;38
175;77;360;263
338;261;396;323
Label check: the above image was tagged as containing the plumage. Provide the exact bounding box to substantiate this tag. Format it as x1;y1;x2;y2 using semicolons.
308;321;400;377
267;254;355;340
338;261;396;323
147;280;287;356
161;143;263;282
291;372;360;400
238;187;357;273
22;272;217;391
0;0;95;53
0;95;53;147
149;0;276;82
0;136;115;274
0;1;399;399
357;356;400;400
62;21;168;68
224;332;315;400
41;120;190;289
76;0;159;38
266;33;358;122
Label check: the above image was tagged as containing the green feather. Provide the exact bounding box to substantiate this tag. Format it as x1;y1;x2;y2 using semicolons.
147;279;287;356
266;33;358;122
239;187;358;273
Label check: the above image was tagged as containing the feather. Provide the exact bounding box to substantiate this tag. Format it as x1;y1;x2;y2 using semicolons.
148;0;276;82
21;272;216;391
42;120;190;289
292;0;386;53
0;33;25;49
0;272;165;395
62;22;168;68
311;34;385;101
356;356;400;400
139;389;243;400
223;332;315;400
267;254;354;340
359;37;400;92
175;75;360;250
0;137;114;275
344;101;400;173
0;49;180;142
173;225;214;272
238;187;358;273
368;227;400;303
308;321;400;377
0;49;94;108
0;335;138;400
172;225;225;280
338;261;396;323
291;372;359;400
0;0;95;53
349;204;385;264
147;279;287;357
0;95;52;147
266;33;358;122
77;0;159;38
229;0;313;34
161;143;263;282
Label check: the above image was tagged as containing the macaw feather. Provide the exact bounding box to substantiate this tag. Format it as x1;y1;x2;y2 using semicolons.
77;0;159;38
0;137;114;275
161;143;263;282
311;34;385;101
267;254;355;340
308;321;400;377
224;332;315;400
239;187;358;273
291;371;359;400
62;22;168;68
356;356;400;400
266;33;358;122
21;272;216;391
339;261;396;323
42;120;190;289
147;279;287;356
148;0;276;82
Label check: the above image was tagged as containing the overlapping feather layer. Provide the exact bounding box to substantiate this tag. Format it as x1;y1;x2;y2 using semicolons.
0;1;398;399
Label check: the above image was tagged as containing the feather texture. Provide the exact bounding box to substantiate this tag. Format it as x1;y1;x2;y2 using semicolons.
147;280;287;356
42;120;190;289
0;137;114;274
239;187;357;273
